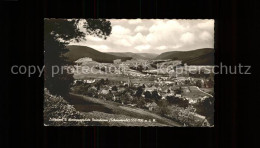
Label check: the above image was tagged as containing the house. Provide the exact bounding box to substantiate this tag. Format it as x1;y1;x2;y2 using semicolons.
86;79;96;83
199;96;209;102
112;94;120;101
161;92;175;100
73;80;84;85
145;102;158;111
133;83;140;87
164;81;174;84
90;86;97;91
127;77;132;87
161;77;168;81
100;89;109;95
127;104;137;107
113;59;122;64
145;86;157;92
175;94;182;98
185;96;209;104
161;94;168;100
185;97;197;104
182;87;191;93
118;87;126;93
159;86;171;93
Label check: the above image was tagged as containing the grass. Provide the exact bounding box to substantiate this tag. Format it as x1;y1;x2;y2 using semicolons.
68;93;182;126
74;73;155;83
182;86;211;99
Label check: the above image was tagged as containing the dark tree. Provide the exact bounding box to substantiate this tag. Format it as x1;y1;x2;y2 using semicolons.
144;91;152;99
99;78;105;85
44;19;111;96
185;80;190;85
87;87;97;97
175;87;183;94
207;78;214;88
135;98;146;108
112;86;118;91
137;65;144;72
95;78;106;89
135;86;144;98
151;63;157;69
194;97;214;125
105;78;109;84
157;100;170;116
196;80;202;88
96;85;100;91
166;96;189;108
152;90;161;100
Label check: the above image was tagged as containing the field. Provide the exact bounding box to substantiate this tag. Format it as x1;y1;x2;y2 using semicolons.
74;73;155;83
199;88;214;94
182;86;212;100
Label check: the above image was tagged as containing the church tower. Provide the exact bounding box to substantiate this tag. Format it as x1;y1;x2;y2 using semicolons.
128;77;132;87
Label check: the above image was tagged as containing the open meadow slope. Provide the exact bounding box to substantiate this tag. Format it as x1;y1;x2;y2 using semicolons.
64;45;132;63
155;48;214;65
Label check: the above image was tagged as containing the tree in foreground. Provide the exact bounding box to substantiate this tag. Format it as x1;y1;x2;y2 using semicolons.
44;19;112;96
194;97;214;125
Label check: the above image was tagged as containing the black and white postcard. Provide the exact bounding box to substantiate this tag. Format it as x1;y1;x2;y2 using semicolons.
44;19;214;127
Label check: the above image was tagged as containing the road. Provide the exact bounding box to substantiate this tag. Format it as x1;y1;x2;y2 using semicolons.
195;86;213;97
67;93;182;127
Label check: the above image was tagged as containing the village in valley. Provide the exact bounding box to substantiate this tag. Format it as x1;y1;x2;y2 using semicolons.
44;19;215;127
69;56;214;127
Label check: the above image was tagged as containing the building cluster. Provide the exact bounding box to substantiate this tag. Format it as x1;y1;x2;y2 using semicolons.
113;59;121;64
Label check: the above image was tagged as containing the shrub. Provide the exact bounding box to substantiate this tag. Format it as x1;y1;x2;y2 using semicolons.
44;89;87;126
166;96;189;108
194;97;214;125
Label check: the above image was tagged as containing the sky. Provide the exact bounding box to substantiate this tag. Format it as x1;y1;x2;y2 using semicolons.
69;19;214;54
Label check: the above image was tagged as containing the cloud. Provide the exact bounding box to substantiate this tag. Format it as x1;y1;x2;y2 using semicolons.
156;46;167;50
128;19;142;24
69;19;214;54
131;33;147;44
180;32;195;44
146;20;185;45
134;26;147;32
197;20;214;30
199;31;213;41
87;45;110;52
170;44;182;49
155;45;182;51
111;25;131;35
134;44;151;51
86;36;103;42
149;20;185;33
114;39;132;47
